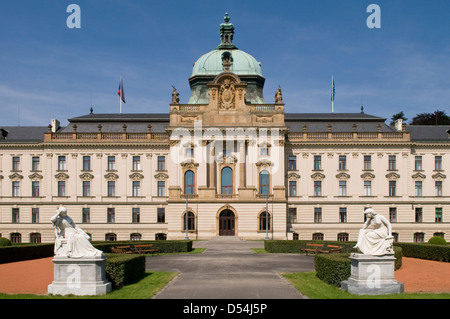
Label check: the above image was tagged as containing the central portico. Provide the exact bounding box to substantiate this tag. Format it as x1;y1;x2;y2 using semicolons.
166;14;288;240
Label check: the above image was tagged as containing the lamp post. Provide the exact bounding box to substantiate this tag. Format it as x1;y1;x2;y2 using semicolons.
265;193;269;240
185;193;190;240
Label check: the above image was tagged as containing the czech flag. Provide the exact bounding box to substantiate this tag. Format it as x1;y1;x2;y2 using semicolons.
118;76;126;103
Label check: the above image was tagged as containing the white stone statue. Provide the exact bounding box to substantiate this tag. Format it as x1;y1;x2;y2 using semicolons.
51;206;103;258
353;208;394;256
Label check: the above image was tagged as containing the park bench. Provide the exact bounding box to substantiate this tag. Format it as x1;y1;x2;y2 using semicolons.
132;244;159;255
317;244;342;254
110;245;133;254
300;243;343;255
300;243;325;255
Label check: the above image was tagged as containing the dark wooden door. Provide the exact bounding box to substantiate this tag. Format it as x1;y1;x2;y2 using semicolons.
219;210;235;236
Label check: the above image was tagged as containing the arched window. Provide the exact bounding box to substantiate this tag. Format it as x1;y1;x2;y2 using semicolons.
183;211;195;231
185;170;195;195
105;233;117;241
259;170;269;195
130;233;142;241
221;167;233;195
259;211;271;231
30;233;41;243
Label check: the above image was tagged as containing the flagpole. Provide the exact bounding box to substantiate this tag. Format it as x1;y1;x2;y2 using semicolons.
331;75;335;113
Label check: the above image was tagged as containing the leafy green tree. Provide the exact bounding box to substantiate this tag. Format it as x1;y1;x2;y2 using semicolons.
390;111;408;126
410;110;450;125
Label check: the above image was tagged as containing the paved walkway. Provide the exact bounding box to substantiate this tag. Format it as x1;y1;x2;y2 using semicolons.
147;239;315;299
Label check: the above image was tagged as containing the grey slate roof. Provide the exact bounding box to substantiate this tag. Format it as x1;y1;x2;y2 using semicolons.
407;125;450;142
0;126;49;143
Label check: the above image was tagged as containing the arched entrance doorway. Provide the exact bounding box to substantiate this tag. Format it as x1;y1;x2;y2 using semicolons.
219;210;235;236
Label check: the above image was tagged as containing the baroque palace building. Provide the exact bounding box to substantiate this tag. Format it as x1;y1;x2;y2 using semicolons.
1;15;449;243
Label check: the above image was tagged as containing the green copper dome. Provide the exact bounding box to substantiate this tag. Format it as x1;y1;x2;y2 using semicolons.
191;49;263;77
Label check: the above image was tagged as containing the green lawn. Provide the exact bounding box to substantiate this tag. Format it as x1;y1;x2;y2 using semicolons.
282;272;450;299
0;271;178;299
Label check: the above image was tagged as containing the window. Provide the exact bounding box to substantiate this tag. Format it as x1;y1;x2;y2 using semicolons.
183;211;195;231
12;181;20;197
82;208;90;223
105;233;117;241
339;207;347;223
337;233;349;242
32;157;40;171
132;208;140;223
260;147;269;156
435;156;442;170
388;155;396;170
435;208;443;223
221;167;232;195
12;208;19;223
415;156;422;171
157;181;166;197
185;148;194;157
132;156;141;170
434;232;445;239
57;181;66;197
313;181;322;196
392;233;399;242
259;211;271;231
415;181;422;197
314;207;322;223
30;233;41;244
10;233;21;244
288;155;296;170
58;156;66;170
12;157;20;171
338;155;346;170
289;181;297;197
414;232;424;243
288;208;297;224
32;181;40;197
389;181;396;196
185;170;195;195
415;207;423;223
364;180;372;196
107;156;116;170
82;181;90;197
83;156;91;171
107;181;115;197
363;155;372;170
435;181;443;196
157;208;165;223
132;181;141;197
313;233;324;241
339;181;347;196
314;155;322;170
107;208;115;223
259;170;269;195
389;207;397;223
157;156;166;171
32;208;39;223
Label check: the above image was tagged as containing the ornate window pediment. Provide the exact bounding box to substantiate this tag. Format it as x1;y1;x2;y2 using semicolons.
9;172;23;181
55;173;69;181
129;172;144;181
336;172;350;180
256;159;272;168
79;173;94;181
181;160;199;171
287;173;301;181
311;172;325;180
432;172;446;180
104;172;119;181
361;172;376;180
412;172;426;181
29;173;43;181
385;172;400;180
154;173;169;181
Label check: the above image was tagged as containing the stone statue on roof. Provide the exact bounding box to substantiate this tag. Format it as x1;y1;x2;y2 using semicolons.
171;86;180;104
275;86;283;103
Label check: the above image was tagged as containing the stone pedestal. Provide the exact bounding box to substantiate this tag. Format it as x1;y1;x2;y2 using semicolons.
48;255;112;296
341;253;404;295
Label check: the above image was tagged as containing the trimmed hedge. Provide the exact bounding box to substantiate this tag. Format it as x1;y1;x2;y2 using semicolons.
264;240;356;254
394;242;450;262
93;240;193;254
315;246;403;287
104;253;146;289
0;238;12;247
0;244;54;264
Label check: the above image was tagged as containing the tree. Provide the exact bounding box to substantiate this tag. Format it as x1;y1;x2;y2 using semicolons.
410;110;450;125
389;111;408;126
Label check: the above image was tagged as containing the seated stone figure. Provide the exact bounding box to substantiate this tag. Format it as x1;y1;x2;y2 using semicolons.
354;208;394;256
51;206;103;258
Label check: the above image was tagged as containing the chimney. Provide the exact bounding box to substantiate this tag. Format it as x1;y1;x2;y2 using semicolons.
394;119;403;131
51;119;60;133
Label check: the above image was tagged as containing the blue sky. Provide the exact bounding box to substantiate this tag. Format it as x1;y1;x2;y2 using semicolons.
0;0;449;126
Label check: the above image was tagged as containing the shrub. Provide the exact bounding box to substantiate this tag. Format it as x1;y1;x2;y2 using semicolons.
394;242;450;262
0;238;12;247
0;243;54;264
94;240;193;254
264;240;355;254
428;236;447;246
105;254;146;289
